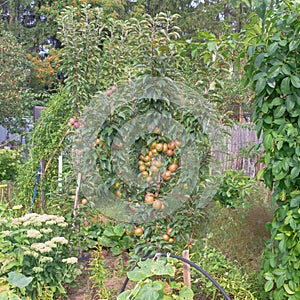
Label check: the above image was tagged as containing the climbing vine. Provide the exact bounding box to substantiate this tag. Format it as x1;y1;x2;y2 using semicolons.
245;1;300;299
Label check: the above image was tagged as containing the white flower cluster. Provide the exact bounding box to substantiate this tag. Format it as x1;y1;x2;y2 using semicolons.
31;243;52;253
11;213;68;228
27;229;42;239
33;267;44;273
51;237;68;245
62;257;78;264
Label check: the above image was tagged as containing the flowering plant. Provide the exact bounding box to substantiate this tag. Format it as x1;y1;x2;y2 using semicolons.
0;212;81;299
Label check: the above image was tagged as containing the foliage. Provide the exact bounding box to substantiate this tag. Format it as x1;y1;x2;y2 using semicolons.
191;238;258;299
180;27;252;124
88;245;110;299
0;212;81;299
213;169;255;208
97;224;133;255
0;23;29;131
0;148;21;182
118;257;194;299
244;1;300;298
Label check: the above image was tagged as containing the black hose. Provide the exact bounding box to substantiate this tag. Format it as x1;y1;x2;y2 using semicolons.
120;252;231;300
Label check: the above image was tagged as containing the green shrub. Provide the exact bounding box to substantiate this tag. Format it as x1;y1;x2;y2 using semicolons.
213;169;255;208
0;147;21;182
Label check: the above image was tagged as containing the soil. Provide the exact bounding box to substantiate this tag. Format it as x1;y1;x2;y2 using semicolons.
67;249;132;300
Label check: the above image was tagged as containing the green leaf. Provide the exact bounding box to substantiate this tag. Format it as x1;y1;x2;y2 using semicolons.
274;106;286;118
264;133;273;150
291;75;300;88
283;283;295;295
265;280;274;292
290;167;300;179
257;168;265;181
256;77;267;94
7;272;33;289
267;42;278;55
280;77;291;95
271;97;283;106
289;40;300;51
281;64;291;75
178;286;194;299
207;42;217;51
286;95;296;112
247;45;256;57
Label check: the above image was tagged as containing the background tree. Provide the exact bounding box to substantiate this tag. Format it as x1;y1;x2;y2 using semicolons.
0;22;29;131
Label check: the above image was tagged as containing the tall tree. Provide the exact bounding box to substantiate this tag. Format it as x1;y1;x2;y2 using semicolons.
0;22;29;131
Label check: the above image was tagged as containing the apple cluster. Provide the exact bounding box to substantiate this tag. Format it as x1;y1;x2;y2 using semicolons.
68;117;79;129
139;139;181;210
138;140;181;182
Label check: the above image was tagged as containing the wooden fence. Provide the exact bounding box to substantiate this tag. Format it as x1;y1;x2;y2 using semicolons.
212;123;264;177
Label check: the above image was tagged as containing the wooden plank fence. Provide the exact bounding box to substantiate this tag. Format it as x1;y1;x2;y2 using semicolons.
212;123;264;177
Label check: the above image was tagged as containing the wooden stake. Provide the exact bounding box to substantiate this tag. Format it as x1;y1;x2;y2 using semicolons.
73;173;81;217
182;250;191;288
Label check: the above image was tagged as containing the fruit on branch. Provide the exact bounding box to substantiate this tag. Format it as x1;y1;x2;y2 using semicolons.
116;190;122;198
162;234;170;241
166;228;173;235
139;165;146;172
141;171;149;177
81;198;88;205
133;227;144;236
155;143;163;152
168;163;178;172
168;141;176;150
145;193;155;204
162;170;172;181
166;149;174;157
152;199;163;210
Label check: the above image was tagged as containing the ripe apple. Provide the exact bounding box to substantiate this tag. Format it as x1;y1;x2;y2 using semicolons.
163;143;168;152
81;198;88;205
141;171;149;177
168;141;176;150
166;228;173;235
145;193;155;204
151;141;157;149
146;176;153;183
139;165;146;172
166;149;174;157
138;160;144;166
116;190;122;198
162;171;172;181
144;155;150;162
162;234;170;241
73;121;79;129
168;238;174;244
134;227;144;236
152;199;163;210
155;143;163;152
168;163;178;172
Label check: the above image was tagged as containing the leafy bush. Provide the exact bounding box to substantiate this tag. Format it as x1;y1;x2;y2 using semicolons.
0;147;21;182
0;212;81;299
213;169;255;208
